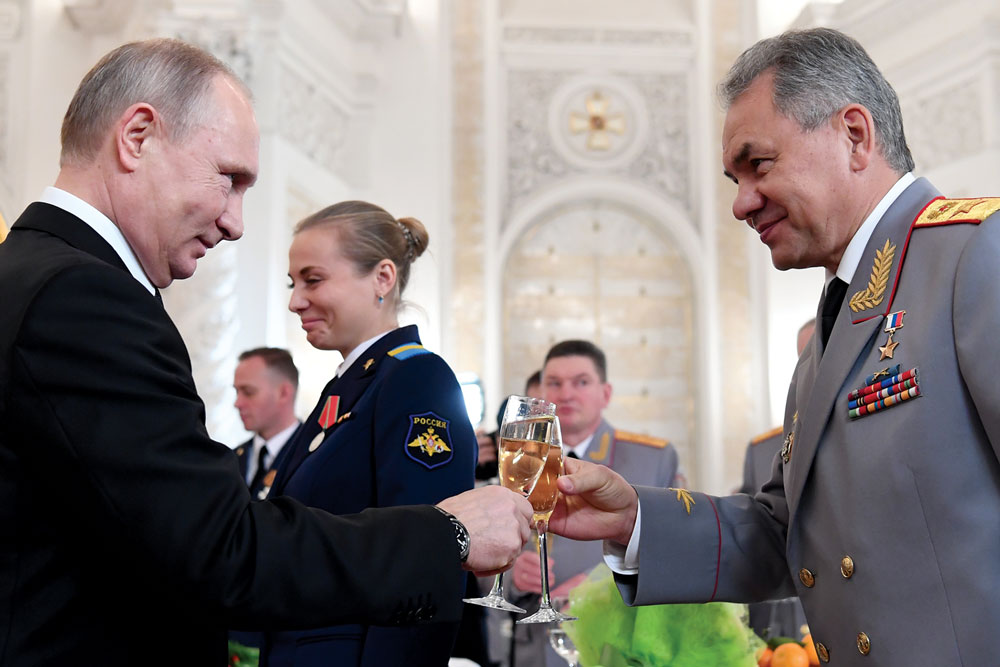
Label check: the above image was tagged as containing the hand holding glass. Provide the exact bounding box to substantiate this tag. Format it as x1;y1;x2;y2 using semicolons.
517;417;577;624
463;396;555;612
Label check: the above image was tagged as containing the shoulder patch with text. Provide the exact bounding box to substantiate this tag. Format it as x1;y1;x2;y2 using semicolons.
405;412;453;469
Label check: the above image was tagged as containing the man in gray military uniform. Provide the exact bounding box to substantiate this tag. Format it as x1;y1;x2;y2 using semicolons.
510;340;681;667
740;318;814;640
550;27;1000;666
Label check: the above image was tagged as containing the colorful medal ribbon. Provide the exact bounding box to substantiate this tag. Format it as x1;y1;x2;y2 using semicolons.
318;395;340;430
847;367;920;420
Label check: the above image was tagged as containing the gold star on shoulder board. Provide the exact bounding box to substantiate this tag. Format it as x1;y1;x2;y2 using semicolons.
879;332;899;360
363;358;374;371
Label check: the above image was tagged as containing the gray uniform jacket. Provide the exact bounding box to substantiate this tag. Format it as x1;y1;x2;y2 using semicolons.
616;178;1000;665
513;419;680;667
739;428;808;640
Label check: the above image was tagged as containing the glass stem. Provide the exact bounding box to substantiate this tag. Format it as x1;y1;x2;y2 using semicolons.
489;572;505;598
537;520;552;610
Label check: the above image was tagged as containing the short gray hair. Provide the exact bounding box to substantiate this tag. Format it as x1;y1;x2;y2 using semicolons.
719;27;914;174
60;38;248;166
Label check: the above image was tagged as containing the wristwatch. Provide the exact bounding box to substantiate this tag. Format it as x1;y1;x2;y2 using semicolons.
434;506;470;563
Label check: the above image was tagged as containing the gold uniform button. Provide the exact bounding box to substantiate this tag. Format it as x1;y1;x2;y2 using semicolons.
799;567;815;588
816;642;830;663
857;632;871;655
841;555;855;578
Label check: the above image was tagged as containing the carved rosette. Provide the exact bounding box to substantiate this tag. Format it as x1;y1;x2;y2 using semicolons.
506;69;690;219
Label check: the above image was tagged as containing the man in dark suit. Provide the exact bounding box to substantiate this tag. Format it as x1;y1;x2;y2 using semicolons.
551;28;1000;665
232;347;300;499
0;38;531;667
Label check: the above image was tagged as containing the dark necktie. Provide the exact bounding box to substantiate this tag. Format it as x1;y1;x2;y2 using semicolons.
821;278;848;348
567;450;579;460
249;446;269;492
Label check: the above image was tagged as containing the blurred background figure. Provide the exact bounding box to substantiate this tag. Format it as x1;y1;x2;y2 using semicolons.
739;318;814;641
232;347;301;499
510;340;682;667
477;370;543;483
261;201;476;667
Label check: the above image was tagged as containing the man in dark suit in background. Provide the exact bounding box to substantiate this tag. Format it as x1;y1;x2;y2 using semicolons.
233;347;300;499
0;38;531;667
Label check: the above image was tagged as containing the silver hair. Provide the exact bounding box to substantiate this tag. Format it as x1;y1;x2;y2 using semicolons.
719;27;914;174
60;38;249;166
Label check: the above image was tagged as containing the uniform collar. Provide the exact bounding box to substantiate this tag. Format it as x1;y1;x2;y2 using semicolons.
834;172;915;285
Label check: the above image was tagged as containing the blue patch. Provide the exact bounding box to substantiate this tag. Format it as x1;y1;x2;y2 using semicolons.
404;411;454;469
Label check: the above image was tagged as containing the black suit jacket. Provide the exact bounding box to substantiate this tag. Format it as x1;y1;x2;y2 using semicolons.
0;203;464;666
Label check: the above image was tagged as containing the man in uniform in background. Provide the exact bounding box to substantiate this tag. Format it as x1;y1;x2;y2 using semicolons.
739;318;814;640
232;347;300;499
510;340;682;667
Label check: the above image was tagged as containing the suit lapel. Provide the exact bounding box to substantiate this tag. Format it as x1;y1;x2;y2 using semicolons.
13;202;130;273
785;179;941;513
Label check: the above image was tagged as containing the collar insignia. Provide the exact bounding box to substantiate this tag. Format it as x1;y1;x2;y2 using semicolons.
849;239;895;313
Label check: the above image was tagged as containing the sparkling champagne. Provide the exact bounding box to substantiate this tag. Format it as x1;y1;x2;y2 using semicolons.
528;444;563;523
498;416;554;496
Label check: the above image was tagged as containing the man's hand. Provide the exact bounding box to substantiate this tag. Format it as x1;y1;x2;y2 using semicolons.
511;550;554;594
476;430;497;464
438;485;532;575
547;458;639;546
550;572;587;601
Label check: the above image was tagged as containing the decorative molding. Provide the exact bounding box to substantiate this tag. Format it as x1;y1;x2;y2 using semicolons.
312;0;407;41
168;26;255;89
63;0;133;34
502;26;691;48
548;75;649;170
0;1;21;40
277;64;351;175
902;78;984;169
506;69;690;219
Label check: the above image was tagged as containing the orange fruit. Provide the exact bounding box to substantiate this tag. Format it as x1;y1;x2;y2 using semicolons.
801;634;820;666
771;642;810;667
756;646;774;667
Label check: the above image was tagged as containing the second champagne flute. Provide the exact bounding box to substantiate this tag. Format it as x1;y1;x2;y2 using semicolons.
463;395;555;612
517;417;577;624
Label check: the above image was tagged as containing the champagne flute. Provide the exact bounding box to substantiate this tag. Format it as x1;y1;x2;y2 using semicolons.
517;417;577;624
547;597;580;666
463;396;555;612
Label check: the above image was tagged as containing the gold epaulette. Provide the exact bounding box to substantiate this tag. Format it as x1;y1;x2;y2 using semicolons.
914;197;1000;228
614;429;668;449
750;425;783;446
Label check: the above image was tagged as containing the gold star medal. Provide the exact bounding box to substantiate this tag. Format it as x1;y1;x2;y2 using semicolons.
879;310;905;361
